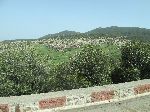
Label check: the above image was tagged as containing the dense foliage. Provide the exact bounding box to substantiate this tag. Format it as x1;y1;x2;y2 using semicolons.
111;41;150;83
0;48;54;96
52;45;113;91
0;37;150;97
39;27;150;41
69;45;112;86
87;26;150;41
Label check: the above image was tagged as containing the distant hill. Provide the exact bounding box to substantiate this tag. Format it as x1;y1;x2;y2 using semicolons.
2;39;37;42
86;26;150;41
2;26;150;42
39;30;81;40
39;26;150;41
55;30;80;35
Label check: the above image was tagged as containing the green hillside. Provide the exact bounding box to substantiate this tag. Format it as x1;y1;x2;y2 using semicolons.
2;26;150;42
0;26;150;97
39;26;150;41
86;26;150;41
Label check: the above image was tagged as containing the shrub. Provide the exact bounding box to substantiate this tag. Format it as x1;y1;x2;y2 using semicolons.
69;45;112;86
52;61;92;91
121;41;150;69
111;67;140;84
53;45;113;91
111;41;150;84
0;48;52;96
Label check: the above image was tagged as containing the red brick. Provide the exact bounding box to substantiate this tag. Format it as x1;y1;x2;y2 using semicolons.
134;84;150;95
39;96;66;109
0;104;9;112
91;90;115;102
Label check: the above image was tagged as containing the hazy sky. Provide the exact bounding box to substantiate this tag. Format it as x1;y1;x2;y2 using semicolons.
0;0;150;40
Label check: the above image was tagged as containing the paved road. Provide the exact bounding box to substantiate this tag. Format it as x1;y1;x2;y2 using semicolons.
60;94;150;112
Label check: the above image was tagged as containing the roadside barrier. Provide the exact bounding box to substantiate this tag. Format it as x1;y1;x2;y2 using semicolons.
0;79;150;112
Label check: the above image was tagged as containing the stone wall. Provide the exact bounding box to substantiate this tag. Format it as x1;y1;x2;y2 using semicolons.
0;79;150;112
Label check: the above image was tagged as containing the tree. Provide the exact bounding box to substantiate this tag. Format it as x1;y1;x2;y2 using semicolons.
52;45;113;91
51;61;92;91
69;45;112;86
121;41;150;79
111;41;150;84
0;48;52;96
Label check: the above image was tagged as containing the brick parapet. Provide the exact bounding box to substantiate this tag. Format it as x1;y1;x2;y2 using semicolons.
0;79;149;112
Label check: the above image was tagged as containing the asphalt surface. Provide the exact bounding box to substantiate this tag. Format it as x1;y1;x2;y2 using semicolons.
60;94;150;112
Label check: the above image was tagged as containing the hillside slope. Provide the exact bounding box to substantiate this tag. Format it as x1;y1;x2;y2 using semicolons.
86;26;150;41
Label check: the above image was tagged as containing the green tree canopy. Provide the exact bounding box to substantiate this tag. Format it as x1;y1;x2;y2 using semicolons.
69;45;112;86
0;48;52;97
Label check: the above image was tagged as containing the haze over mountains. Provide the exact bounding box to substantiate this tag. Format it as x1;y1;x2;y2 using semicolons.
2;26;150;42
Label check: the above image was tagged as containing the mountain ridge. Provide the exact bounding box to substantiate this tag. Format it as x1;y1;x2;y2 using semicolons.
2;26;150;42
